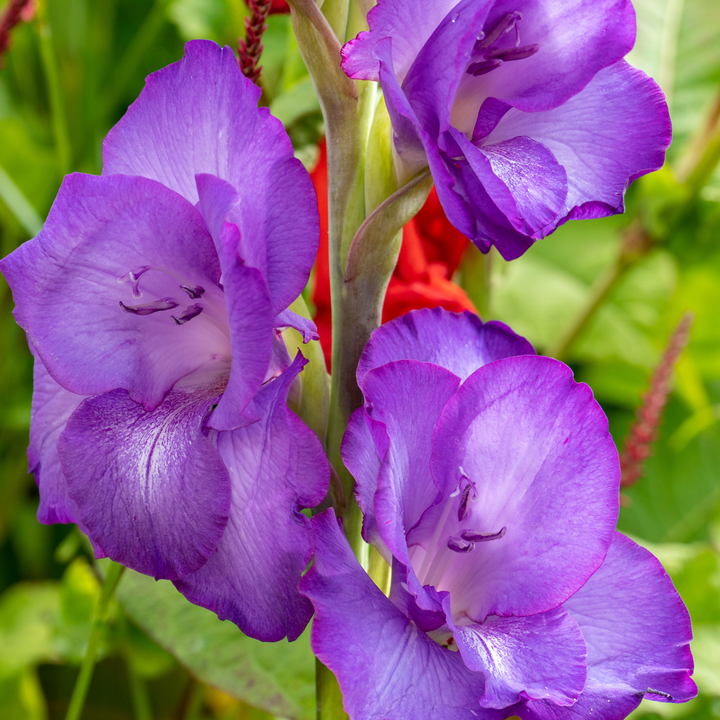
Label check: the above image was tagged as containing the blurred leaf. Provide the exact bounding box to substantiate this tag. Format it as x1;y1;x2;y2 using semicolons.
691;625;720;696
629;0;720;157
619;399;720;543
0;582;61;676
270;76;321;128
115;568;315;719
0;668;47;720
123;621;177;680
492;218;676;369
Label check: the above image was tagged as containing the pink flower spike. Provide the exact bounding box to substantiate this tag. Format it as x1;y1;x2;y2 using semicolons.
620;312;694;488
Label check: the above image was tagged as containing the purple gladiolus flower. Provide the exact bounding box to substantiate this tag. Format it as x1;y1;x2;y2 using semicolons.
0;40;330;642
300;308;696;719
342;0;672;260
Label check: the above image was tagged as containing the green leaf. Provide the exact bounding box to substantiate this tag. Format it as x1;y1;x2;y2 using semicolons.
629;0;720;158
0;582;61;677
618;399;720;543
0;669;47;720
270;76;322;129
492;218;677;369
691;625;720;696
115;568;315;720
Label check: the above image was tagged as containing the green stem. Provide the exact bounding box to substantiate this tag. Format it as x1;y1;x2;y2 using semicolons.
316;660;348;720
35;0;72;176
287;0;374;559
461;244;493;319
181;679;205;720
128;666;153;720
64;562;126;720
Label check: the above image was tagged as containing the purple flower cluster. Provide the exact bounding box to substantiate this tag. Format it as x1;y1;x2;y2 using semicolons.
343;0;672;260
0;3;697;716
301;309;696;719
0;40;329;642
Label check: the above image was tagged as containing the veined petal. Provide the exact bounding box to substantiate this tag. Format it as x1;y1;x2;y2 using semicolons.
460;0;636;114
58;376;231;580
451;607;587;709
484;61;671;222
197;174;276;431
29;348;83;526
429;355;619;620
0;173;228;411
175;353;329;642
104;41;318;313
341;0;461;82
343;407;388;552
300;510;502;720
452;130;568;239
357;308;534;387
273;308;319;343
401;0;492;138
347;361;461;573
436;148;538;260
518;533;696;719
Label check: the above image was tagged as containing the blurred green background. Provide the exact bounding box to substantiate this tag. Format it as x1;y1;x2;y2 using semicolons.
0;0;719;718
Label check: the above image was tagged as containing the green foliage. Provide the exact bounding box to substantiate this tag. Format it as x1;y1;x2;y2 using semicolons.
117;568;315;719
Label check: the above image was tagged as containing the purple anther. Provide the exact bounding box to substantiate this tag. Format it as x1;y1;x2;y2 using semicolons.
447;536;475;553
486;44;539;62
180;284;205;299
474;11;522;52
172;303;204;325
461;526;507;543
119;298;178;315
467;59;503;77
457;483;473;522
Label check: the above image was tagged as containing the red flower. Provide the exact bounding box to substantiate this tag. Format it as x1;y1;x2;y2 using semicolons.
310;142;476;368
242;0;289;14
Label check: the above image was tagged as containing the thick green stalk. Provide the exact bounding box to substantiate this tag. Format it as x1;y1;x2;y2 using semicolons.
65;561;125;720
35;0;71;176
287;0;373;556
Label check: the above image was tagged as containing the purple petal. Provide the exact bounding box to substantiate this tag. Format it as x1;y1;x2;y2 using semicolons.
103;41;318;313
401;0;491;138
517;533;696;719
433;148;537;260
374;37;430;178
0;173;228;411
175;353;329;642
456;0;636;116
342;407;387;551
300;509;503;720
344;361;461;575
58;376;231;580
484;61;671;222
451;607;586;709
358;308;535;387
196;174;276;431
341;0;460;82
429;355;619;619
452;130;568;239
564;533;696;702
28;348;83;525
273;308;319;343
